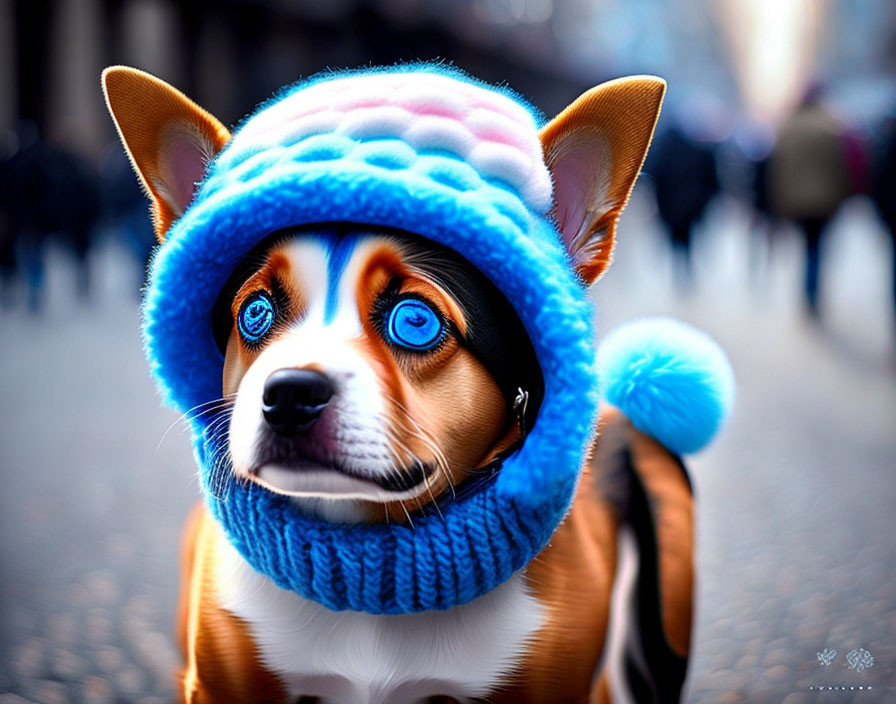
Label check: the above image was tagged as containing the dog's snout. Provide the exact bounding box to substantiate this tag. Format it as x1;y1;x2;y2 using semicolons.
262;368;334;436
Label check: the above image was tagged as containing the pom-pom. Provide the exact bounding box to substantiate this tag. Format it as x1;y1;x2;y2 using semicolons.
597;318;734;454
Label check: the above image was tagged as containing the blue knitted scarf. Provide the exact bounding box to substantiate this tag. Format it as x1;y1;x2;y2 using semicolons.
144;66;599;614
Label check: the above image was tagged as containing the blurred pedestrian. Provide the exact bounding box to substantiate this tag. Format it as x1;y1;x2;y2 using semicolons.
869;115;896;343
769;85;853;318
0;121;104;311
54;146;103;298
0;130;19;305
3;122;55;312
650;121;720;291
0;213;14;305
733;118;780;285
100;144;155;293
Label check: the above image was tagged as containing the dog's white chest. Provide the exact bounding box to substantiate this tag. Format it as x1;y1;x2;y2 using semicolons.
216;539;544;704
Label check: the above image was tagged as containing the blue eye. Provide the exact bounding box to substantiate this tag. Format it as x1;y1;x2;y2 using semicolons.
386;298;443;351
238;291;275;343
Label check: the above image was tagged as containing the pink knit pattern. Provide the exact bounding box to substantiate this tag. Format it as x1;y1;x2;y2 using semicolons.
232;72;554;213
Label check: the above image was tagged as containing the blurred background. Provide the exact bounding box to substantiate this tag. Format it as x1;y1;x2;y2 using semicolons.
1;0;896;702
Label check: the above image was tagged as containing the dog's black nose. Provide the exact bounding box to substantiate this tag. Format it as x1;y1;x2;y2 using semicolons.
262;368;334;436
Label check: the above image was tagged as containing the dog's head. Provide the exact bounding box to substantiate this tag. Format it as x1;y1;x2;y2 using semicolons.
103;67;663;524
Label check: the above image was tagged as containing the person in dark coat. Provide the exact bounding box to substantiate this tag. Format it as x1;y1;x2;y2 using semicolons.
649;123;720;290
50;145;103;298
2;124;56;312
769;87;852;318
100;144;155;292
0;131;19;305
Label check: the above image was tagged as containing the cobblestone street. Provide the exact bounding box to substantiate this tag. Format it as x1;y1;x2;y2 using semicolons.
1;197;894;703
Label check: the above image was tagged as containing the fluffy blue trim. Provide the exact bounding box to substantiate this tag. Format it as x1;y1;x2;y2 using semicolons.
143;66;599;614
597;318;734;454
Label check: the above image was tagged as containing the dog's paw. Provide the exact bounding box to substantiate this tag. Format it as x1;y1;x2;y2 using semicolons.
597;317;734;454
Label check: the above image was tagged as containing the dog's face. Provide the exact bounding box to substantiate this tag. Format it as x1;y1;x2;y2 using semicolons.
215;229;533;521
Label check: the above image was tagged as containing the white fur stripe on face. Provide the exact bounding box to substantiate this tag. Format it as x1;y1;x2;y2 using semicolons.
275;233;365;337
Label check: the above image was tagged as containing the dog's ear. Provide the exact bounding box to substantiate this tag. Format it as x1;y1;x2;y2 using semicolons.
540;76;665;285
102;66;231;242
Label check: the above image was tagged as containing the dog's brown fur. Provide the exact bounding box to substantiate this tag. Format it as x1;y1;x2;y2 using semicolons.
174;407;693;702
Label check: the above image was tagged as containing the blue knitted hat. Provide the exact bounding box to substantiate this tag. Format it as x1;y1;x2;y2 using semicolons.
144;66;599;614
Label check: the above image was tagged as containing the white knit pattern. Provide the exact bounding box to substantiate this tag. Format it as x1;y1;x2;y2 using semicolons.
230;72;553;213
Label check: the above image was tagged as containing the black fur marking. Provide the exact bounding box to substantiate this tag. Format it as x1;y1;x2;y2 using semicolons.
619;445;690;703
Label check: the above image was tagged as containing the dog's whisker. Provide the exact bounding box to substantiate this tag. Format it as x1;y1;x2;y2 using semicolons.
200;408;236;501
205;423;231;456
421;464;445;521
189;403;235;425
385;415;438;477
385;397;454;486
158;394;237;451
419;434;453;486
155;419;194;453
381;400;458;504
202;415;227;439
399;500;415;529
202;412;233;444
203;427;232;466
384;426;416;466
208;442;235;501
383;426;441;513
382;397;450;462
157;415;193;452
183;394;238;423
404;428;454;498
393;414;455;492
181;413;232;497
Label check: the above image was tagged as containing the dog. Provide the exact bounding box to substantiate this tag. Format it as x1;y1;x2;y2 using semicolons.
103;65;732;703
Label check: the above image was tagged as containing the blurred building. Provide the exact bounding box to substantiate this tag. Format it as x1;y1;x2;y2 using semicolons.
1;0;895;156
